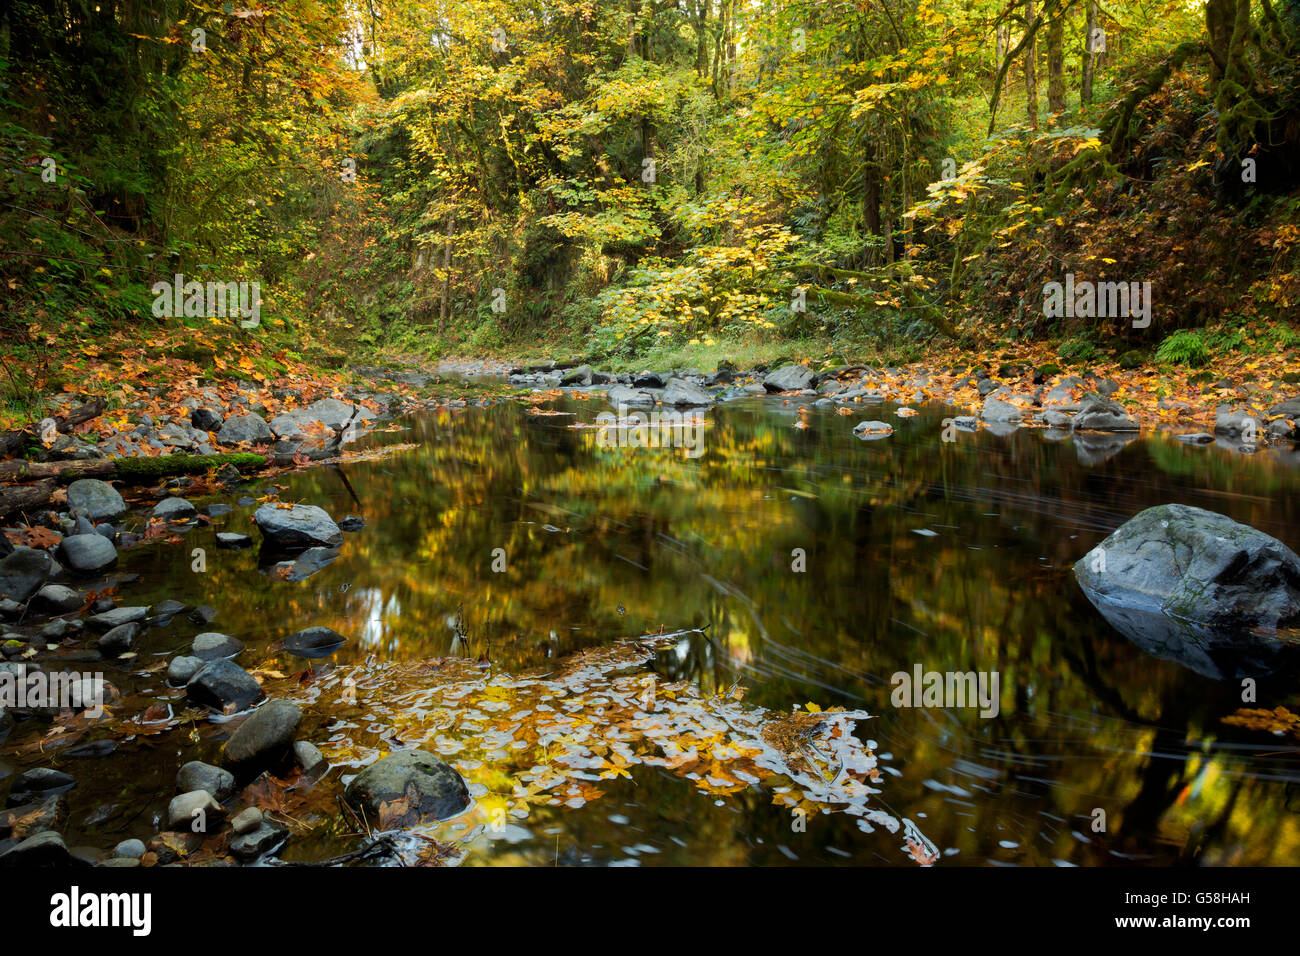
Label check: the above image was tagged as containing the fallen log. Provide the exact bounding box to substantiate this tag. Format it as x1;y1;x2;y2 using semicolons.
0;459;115;482
0;454;271;519
0;397;107;458
0;479;56;519
0;452;269;485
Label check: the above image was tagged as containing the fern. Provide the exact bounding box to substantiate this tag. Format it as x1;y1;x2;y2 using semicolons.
1155;330;1210;366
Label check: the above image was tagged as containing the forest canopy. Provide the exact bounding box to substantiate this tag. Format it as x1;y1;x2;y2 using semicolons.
2;0;1298;381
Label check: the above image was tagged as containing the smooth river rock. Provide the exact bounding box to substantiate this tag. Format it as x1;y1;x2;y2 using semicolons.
223;699;302;772
1074;503;1300;632
56;535;118;575
253;504;343;552
343;749;470;827
186;659;266;711
66;479;126;521
0;549;53;604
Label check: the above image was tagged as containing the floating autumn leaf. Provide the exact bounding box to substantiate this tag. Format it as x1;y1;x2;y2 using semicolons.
287;631;920;861
1222;706;1300;739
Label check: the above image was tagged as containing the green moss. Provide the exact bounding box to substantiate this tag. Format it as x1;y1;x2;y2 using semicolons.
114;453;268;483
1118;349;1146;369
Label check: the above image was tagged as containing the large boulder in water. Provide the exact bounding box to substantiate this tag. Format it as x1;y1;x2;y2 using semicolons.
1071;396;1138;432
224;699;301;773
186;659;266;712
1074;504;1300;632
253;504;343;552
344;749;470;827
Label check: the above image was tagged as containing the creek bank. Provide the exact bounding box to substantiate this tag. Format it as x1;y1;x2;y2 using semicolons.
506;359;1300;453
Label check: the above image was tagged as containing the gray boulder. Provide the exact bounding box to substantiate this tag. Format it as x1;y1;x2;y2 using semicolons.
0;549;53;604
217;413;273;444
981;390;1024;422
1213;406;1258;438
293;741;327;775
177;761;236;801
224;699;302;771
32;584;81;614
191;407;224;432
190;632;243;661
152;497;197;521
268;414;305;440
343;749;470;827
1269;396;1300;420
1074;504;1300;632
96;623;138;657
852;421;893;440
7;768;76;806
186;659;266;711
661;378;714;407
763;365;814;392
1072;397;1138;432
66;479;126;521
167;656;204;685
229;821;288;861
113;839;146;859
282;626;347;659
560;365;594;387
86;606;147;631
0;830;72;866
295;398;372;431
56;534;117;575
230;807;263;835
605;385;656;407
253;504;343;552
167;790;225;830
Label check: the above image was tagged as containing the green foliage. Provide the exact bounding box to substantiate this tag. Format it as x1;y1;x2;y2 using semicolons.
2;0;1298;370
1155;330;1212;366
1058;337;1100;364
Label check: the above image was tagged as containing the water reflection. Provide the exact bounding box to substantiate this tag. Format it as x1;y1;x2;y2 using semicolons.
15;393;1300;866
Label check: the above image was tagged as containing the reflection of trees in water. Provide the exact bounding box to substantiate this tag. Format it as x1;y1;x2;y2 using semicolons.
140;397;1300;864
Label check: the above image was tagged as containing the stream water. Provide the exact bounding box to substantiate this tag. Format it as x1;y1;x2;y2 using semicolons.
6;387;1300;866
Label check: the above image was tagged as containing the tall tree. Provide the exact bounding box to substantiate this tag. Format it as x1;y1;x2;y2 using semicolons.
1081;0;1098;106
1047;6;1066;117
1025;0;1039;128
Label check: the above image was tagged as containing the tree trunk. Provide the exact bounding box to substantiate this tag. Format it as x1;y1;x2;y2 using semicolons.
1082;0;1099;105
1214;0;1256;158
862;142;882;267
1025;0;1039;129
439;214;453;333
1047;9;1065;117
694;0;711;79
1206;0;1236;81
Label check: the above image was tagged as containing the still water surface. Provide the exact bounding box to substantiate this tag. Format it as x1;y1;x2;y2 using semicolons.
10;389;1300;866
